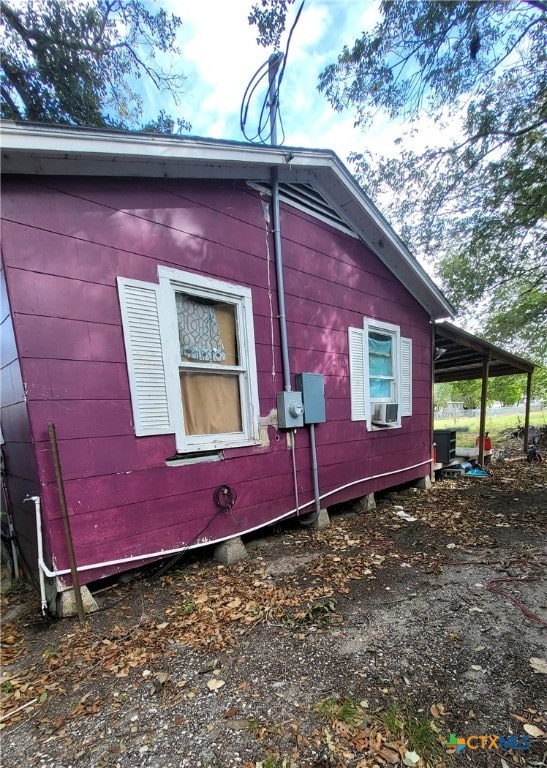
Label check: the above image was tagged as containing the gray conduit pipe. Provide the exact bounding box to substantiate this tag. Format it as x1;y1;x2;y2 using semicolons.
268;54;320;523
271;169;322;526
299;423;322;526
271;167;291;394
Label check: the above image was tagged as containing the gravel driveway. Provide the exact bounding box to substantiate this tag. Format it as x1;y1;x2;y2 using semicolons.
1;448;546;767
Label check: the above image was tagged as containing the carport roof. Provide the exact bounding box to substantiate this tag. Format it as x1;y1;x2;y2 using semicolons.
434;322;535;383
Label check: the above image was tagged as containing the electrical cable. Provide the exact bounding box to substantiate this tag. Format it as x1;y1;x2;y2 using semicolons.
487;574;547;626
240;60;272;142
91;508;227;613
240;0;305;145
276;0;305;93
435;554;547;627
146;507;227;583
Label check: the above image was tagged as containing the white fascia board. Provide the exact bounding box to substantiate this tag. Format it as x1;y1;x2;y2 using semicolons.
1;122;453;319
313;164;455;320
0;122;334;174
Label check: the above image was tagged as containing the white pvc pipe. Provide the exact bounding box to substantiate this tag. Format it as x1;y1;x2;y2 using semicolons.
31;459;431;580
25;495;48;615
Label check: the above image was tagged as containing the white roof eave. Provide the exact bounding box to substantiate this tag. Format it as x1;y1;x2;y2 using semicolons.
0;121;454;319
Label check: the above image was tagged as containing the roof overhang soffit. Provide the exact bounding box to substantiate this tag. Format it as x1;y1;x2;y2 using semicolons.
434;323;535;383
1;123;454;320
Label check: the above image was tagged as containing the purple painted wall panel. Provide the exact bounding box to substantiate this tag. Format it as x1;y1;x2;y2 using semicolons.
20;359;130;401
28;400;135;441
48;471;297;557
1;175;434;590
16;315;125;362
0;265;42;579
8;269;121;325
1;220;157;285
39;441;292;520
35;434;176;484
54;489;300;584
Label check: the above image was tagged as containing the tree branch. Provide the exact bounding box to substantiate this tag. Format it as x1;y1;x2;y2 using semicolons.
521;0;547;14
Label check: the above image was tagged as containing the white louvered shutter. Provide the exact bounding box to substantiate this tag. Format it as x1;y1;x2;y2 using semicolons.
400;337;413;417
348;327;367;421
117;277;173;436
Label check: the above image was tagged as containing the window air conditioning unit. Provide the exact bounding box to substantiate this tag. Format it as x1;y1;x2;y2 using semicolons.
372;402;399;425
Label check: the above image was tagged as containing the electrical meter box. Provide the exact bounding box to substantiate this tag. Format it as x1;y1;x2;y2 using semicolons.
277;391;304;428
295;373;326;424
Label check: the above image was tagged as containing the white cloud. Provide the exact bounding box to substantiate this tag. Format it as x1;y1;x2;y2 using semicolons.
144;0;463;173
153;0;381;148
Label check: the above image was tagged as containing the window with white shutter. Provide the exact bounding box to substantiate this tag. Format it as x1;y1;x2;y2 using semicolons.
117;278;172;436
400;337;413;417
118;268;260;453
348;319;413;429
348;327;367;421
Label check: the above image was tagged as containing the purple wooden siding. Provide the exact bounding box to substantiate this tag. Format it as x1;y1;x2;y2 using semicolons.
0;265;42;576
1;176;432;586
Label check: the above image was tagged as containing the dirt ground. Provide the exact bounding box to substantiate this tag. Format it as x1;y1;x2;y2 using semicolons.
1;439;546;768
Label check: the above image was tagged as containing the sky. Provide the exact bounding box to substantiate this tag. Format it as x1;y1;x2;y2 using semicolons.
147;0;442;166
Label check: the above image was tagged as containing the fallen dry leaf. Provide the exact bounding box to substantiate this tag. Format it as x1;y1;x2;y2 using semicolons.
206;678;225;691
529;657;547;674
379;747;400;764
524;723;546;737
429;703;446;718
403;750;421;766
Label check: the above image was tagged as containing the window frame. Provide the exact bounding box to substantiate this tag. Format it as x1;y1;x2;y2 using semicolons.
348;318;412;430
366;320;400;405
158;266;260;453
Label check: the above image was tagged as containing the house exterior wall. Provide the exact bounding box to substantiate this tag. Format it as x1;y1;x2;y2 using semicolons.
0;263;41;577
1;175;432;588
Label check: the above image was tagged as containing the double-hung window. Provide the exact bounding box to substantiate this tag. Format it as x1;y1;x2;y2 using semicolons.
349;319;412;429
118;266;260;453
369;328;396;401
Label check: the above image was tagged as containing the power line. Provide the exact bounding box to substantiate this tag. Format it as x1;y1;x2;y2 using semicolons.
240;0;305;146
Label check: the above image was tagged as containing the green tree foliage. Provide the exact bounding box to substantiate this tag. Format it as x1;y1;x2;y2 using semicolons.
0;0;190;131
488;376;526;406
441;380;482;409
530;364;547;401
250;0;546;363
436;370;547;408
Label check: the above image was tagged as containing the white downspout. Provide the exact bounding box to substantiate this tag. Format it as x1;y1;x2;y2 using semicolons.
24;495;48;615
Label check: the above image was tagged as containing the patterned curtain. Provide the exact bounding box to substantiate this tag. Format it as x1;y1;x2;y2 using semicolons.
176;293;226;362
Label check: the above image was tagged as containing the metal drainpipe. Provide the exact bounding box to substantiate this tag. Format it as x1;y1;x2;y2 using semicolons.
272;181;321;525
271;164;309;520
268;53;291;395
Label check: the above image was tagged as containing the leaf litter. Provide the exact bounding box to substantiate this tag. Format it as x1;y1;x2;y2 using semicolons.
1;447;546;767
